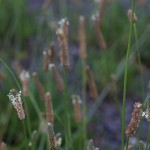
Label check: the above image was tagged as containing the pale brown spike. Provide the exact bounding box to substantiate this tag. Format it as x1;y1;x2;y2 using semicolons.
79;16;87;60
56;19;70;69
57;29;70;69
49;42;56;62
86;66;98;100
49;64;64;92
127;9;137;23
45;92;54;124
94;15;107;50
98;0;111;26
32;72;46;101
125;102;142;137
43;51;49;72
19;70;30;96
72;95;82;123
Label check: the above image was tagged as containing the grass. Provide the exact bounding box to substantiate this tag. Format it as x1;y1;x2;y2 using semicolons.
0;0;150;149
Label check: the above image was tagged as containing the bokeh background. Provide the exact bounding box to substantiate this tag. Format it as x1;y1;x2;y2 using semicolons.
0;0;150;149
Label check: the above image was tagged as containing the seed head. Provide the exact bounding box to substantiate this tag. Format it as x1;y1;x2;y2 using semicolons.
49;64;64;92
72;95;82;123
7;89;25;120
48;123;56;149
93;14;107;49
56;18;70;69
45;92;54;124
19;70;30;96
127;9;137;23
125;102;142;137
86;66;98;100
32;72;45;101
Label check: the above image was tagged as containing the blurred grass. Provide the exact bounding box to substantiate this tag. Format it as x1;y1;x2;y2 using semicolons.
0;0;150;149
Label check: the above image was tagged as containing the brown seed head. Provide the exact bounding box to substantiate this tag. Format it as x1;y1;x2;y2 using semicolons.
43;51;49;72
127;9;137;23
19;70;30;96
125;102;142;137
45;92;54;124
48;42;56;62
56;18;70;69
72;95;82;123
48;123;56;149
49;64;64;92
94;14;107;49
86;66;98;100
32;72;45;100
8;89;25;120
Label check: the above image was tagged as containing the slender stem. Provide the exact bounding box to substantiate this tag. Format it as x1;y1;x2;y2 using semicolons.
63;67;72;149
23;97;31;137
146;124;150;150
82;59;87;145
121;1;135;150
22;120;27;140
125;138;130;150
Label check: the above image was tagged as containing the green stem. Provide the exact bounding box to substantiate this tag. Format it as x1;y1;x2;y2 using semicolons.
82;59;87;145
125;138;130;150
63;67;72;149
121;1;135;150
22;120;27;146
146;125;150;150
23;97;31;137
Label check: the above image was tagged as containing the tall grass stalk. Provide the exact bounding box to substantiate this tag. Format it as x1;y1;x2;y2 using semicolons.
121;0;135;149
63;67;72;149
82;59;87;145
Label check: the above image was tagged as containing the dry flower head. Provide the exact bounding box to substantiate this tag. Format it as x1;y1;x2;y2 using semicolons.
7;89;25;120
125;102;142;137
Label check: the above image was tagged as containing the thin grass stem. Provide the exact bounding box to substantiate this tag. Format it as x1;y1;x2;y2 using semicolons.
125;138;130;150
63;67;72;149
121;0;135;149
